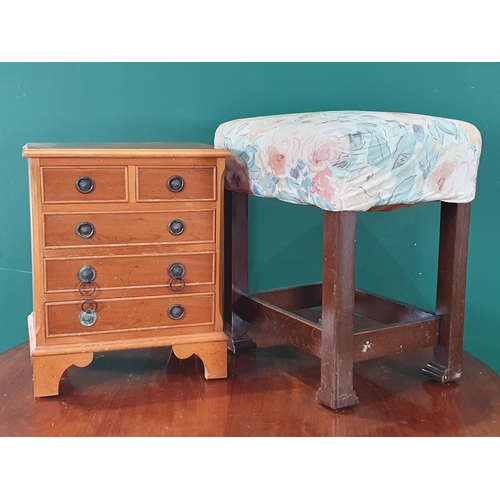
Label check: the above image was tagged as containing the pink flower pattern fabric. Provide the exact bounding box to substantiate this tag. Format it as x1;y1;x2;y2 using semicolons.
214;111;482;211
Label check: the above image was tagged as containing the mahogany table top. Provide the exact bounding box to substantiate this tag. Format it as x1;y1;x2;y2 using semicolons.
1;329;499;436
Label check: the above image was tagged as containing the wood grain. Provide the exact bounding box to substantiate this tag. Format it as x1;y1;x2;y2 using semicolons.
214;158;226;332
223;191;257;352
39;157;220;167
46;293;215;337
238;294;439;362
172;340;228;379
28;158;47;349
252;283;322;310
43;242;216;259
44;252;215;293
2;327;500;436
23;142;232;158
316;210;359;409
424;202;472;382
137;166;215;202
252;283;435;323
32;352;94;397
25;143;228;394
222;192;471;410
41;166;127;203
32;330;228;355
354;288;435;323
236;294;323;357
44;210;215;247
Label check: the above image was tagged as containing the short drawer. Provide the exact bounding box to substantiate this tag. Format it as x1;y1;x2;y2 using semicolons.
44;210;215;247
42;167;127;203
45;252;215;293
136;166;216;202
46;293;214;337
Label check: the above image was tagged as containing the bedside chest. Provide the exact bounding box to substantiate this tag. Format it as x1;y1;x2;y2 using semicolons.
23;143;230;397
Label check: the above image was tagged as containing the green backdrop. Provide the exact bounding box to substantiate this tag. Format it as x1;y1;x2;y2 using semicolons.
1;62;498;374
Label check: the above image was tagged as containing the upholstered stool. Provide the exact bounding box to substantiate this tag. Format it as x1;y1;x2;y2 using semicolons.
215;111;482;410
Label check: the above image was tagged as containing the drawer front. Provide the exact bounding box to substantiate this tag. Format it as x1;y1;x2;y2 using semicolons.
42;167;127;203
44;210;215;247
137;166;215;202
45;252;215;292
46;293;214;337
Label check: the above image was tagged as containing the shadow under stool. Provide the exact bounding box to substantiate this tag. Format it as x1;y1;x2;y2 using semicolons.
215;111;482;410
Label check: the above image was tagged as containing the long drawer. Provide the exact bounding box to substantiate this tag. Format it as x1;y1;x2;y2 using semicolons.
43;210;215;247
46;293;215;337
44;252;215;293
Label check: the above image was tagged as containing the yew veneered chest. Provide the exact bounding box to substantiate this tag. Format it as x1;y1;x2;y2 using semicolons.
24;142;230;397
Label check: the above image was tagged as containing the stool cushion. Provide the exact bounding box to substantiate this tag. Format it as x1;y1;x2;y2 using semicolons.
214;111;482;211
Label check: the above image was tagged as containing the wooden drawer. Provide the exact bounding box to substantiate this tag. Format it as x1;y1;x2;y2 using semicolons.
46;293;215;337
137;166;215;202
42;167;127;203
45;252;215;293
44;210;215;247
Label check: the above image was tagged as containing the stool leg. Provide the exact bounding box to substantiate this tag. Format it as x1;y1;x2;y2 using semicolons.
224;190;257;353
423;202;471;383
317;210;359;409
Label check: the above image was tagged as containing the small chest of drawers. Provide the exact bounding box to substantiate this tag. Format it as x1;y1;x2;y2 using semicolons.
23;143;230;397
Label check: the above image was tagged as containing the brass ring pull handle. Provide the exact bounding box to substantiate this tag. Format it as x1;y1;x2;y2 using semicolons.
81;300;98;312
168;262;186;291
79;299;98;327
77;266;97;296
168;304;185;320
76;176;95;194
76;222;95;239
169;277;186;292
168;262;185;278
168;219;185;236
78;281;96;296
167;175;185;193
78;265;96;283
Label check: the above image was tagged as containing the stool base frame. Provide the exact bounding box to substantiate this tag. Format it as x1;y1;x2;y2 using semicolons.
224;191;471;410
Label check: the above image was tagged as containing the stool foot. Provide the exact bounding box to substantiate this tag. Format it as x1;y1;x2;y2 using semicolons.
226;315;256;353
422;361;461;384
317;388;359;410
228;335;257;354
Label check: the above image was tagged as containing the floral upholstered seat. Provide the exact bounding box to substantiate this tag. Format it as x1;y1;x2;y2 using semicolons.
214;111;482;211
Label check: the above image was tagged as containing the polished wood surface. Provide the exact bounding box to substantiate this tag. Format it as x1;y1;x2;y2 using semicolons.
423;202;471;383
46;293;215;337
45;252;215;293
23;142;232;158
223;191;257;352
238;298;440;363
172;340;228;379
317;210;358;408
29;309;227;356
224;191;472;409
43;210;216;247
137;166;216;202
42;166;128;203
32;351;94;397
26;144;228;396
1;328;500;436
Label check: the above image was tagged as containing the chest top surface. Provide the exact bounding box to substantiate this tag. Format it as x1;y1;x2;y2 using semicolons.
22;142;231;158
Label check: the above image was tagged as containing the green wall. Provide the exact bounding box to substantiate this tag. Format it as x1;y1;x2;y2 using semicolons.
1;63;499;373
